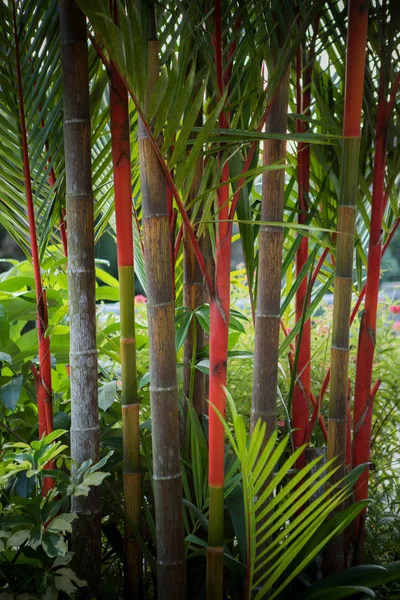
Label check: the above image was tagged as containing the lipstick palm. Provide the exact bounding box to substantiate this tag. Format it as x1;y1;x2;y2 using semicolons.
326;0;368;573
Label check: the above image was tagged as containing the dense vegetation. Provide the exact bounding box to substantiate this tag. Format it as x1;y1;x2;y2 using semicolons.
1;0;400;599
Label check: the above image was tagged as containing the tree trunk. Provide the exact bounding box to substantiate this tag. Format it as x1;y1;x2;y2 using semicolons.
251;68;290;436
326;0;368;573
59;2;101;596
138;33;186;599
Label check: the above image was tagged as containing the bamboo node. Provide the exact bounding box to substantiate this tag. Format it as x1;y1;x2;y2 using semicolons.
206;546;224;554
334;274;353;281
120;337;136;344
67;268;95;274
150;384;178;392
331;345;349;352
64;118;90;124
251;409;276;419
75;507;102;515
142;212;168;219
259;225;284;233
148;300;174;309
157;558;185;566
153;472;181;481
70;425;100;432
123;471;141;479
255;312;280;319
60;39;86;46
69;349;98;356
122;403;140;411
65;192;92;198
183;281;204;287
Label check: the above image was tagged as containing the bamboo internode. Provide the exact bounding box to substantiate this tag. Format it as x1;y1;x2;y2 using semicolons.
326;0;369;573
59;1;101;595
110;38;142;594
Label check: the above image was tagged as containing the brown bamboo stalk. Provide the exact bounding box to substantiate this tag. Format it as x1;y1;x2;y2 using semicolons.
59;2;101;596
137;29;186;598
251;67;291;436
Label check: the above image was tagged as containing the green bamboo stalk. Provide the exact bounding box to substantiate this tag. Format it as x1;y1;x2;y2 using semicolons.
138;20;186;599
59;2;101;596
109;42;142;595
326;0;368;573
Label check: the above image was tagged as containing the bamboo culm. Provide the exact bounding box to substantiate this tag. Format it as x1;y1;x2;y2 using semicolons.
326;0;368;574
59;1;101;596
138;34;186;599
251;68;291;436
109;48;142;596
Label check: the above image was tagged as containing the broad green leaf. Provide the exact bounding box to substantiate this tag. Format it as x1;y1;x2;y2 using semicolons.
98;381;117;411
0;304;10;346
0;374;23;411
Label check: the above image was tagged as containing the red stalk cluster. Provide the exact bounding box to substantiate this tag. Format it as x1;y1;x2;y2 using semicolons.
353;68;400;504
292;18;320;458
292;42;311;458
208;0;231;490
12;1;53;443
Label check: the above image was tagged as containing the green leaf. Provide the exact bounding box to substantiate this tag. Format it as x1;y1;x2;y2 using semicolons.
175;310;193;350
54;567;87;594
29;526;43;550
0;352;12;364
304;586;375;600
139;371;150;389
7;529;30;548
96;286;120;301
42;531;67;557
195;305;210;334
43;430;68;445
0;374;23;411
0;304;10;346
74;471;110;496
195;359;209;375
98;381;117;411
48;514;76;534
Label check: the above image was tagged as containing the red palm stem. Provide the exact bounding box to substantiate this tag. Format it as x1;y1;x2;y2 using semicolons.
353;64;390;504
12;0;53;440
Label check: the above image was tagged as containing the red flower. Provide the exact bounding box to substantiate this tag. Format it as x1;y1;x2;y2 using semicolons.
135;294;147;304
390;305;400;314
